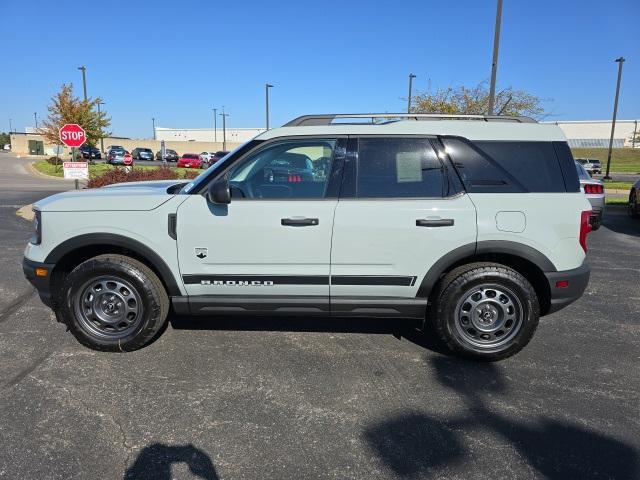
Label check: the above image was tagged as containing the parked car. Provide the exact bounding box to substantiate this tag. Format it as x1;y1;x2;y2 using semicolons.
177;153;202;168
199;151;215;166
155;149;179;162
3;144;12;150
78;144;101;160
576;161;604;229
205;151;230;168
106;147;132;165
131;147;154;161
263;152;315;183
575;158;602;175
628;179;640;218
23;113;593;360
105;145;125;155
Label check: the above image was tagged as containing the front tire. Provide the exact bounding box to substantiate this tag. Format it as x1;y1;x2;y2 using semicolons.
429;262;539;361
56;254;169;352
628;190;639;218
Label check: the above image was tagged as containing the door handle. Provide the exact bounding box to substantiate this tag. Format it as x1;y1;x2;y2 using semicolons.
281;217;319;226
416;218;454;227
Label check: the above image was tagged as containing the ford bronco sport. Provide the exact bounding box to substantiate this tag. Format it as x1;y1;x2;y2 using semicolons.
23;113;592;360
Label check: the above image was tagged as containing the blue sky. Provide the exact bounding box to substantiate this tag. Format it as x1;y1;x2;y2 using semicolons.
3;0;638;138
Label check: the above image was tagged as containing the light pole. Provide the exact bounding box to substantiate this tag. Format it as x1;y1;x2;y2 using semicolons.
33;112;38;129
265;83;274;130
604;57;625;180
219;107;229;151
152;117;156;140
487;0;503;115
77;66;88;101
97;102;105;152
9;118;13;133
213;107;218;143
407;74;416;113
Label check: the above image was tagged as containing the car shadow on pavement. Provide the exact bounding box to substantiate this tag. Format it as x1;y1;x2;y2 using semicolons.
123;443;218;480
168;314;452;356
363;356;639;479
601;205;640;237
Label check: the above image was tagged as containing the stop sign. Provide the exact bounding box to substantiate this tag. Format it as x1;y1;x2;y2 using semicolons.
59;124;86;148
123;153;133;166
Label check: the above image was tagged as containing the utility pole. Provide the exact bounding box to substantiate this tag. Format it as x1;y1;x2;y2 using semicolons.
9;118;13;133
407;74;416;113
97;102;105;152
632;119;637;149
265;83;274;130
604;57;625;180
33;112;38;129
219;107;229;151
213;108;218;142
77;66;88;101
152;117;156;140
487;0;503;115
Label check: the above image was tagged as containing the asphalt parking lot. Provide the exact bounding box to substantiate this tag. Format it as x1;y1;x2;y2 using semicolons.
0;153;638;480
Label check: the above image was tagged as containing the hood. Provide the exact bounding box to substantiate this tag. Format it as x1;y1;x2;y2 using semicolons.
35;180;187;212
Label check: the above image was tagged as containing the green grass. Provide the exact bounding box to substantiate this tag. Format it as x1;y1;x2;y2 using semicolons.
602;181;633;190
33;160;204;178
605;197;629;205
571;148;640;174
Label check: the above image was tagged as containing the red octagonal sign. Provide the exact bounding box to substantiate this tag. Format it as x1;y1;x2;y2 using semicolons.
59;123;86;148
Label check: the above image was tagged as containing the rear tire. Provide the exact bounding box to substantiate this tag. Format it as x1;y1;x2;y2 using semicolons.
56;254;169;352
428;262;539;361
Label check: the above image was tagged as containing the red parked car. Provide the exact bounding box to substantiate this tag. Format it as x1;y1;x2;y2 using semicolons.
177;153;203;168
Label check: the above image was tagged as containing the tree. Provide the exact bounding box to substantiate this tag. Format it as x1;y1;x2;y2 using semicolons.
0;132;9;147
40;83;110;147
410;81;547;119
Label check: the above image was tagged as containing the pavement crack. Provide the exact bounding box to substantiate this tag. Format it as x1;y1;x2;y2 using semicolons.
0;289;36;324
4;352;52;388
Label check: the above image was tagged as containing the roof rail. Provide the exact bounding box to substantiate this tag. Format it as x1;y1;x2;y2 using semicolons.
283;113;537;127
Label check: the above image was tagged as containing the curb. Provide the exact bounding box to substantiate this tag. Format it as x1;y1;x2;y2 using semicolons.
25;161;73;182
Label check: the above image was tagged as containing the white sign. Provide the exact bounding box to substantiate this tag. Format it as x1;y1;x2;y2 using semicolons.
63;161;89;180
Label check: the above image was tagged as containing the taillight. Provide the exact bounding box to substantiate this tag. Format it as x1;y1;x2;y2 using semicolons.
579;210;592;252
584;184;603;194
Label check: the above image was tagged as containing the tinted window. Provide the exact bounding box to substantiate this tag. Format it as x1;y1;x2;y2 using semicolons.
441;137;521;193
183;154;199;159
474;141;566;192
575;161;590;180
227;140;335;199
553;141;580;192
356;138;444;198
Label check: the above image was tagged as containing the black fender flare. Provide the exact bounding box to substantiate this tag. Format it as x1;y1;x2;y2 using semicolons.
416;240;556;298
45;233;182;296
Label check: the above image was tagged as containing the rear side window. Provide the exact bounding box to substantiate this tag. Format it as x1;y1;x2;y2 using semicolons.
474;141;566;192
441;137;521;193
553;141;580;192
356;138;444;198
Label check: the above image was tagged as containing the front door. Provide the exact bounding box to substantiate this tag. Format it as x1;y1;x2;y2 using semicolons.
330;136;477;303
176;137;343;303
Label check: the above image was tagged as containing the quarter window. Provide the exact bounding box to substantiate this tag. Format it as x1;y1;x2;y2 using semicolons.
227;140;335;199
356;138;444;198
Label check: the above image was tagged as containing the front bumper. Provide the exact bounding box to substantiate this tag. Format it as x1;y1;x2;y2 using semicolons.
22;257;55;307
544;263;590;315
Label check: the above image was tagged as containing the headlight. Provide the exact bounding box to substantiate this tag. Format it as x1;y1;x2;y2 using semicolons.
31;209;42;245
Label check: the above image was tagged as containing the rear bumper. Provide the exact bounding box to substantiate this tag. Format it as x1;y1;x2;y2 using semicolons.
544;263;590;315
22;257;55;307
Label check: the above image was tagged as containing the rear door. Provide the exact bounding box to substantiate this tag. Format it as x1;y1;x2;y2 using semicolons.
330;136;477;311
176;137;344;303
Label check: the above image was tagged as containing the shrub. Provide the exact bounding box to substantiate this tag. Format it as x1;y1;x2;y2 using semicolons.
46;156;62;165
88;166;181;188
183;170;200;179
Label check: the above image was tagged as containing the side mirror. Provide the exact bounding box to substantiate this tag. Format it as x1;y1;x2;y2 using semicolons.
207;178;231;204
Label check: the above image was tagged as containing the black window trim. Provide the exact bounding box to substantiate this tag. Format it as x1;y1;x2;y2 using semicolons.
192;135;348;201
339;134;462;201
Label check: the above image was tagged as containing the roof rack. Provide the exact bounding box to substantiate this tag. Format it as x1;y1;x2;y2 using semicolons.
283;113;537;127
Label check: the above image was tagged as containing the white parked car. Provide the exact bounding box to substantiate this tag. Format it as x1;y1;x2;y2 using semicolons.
575;161;605;229
23;113;593;360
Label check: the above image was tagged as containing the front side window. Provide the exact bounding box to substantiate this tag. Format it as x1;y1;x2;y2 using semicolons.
356;137;444;198
227;139;336;199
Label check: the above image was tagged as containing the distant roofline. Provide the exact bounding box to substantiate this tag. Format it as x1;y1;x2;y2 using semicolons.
542;119;639;124
155;127;264;131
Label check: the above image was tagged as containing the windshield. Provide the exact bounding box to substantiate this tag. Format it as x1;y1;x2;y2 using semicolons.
180;140;262;194
575;161;591;180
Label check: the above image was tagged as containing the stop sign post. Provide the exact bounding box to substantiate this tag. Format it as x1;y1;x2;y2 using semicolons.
59;124;87;188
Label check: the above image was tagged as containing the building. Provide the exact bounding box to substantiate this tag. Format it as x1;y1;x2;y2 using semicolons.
155;127;265;143
543;120;639;148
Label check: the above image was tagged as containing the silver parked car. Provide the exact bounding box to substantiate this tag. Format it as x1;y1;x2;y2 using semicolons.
576;161;604;229
575;158;602;175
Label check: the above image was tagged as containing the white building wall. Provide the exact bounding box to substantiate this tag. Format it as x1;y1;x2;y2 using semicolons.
543;120;639;148
155;127;265;143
